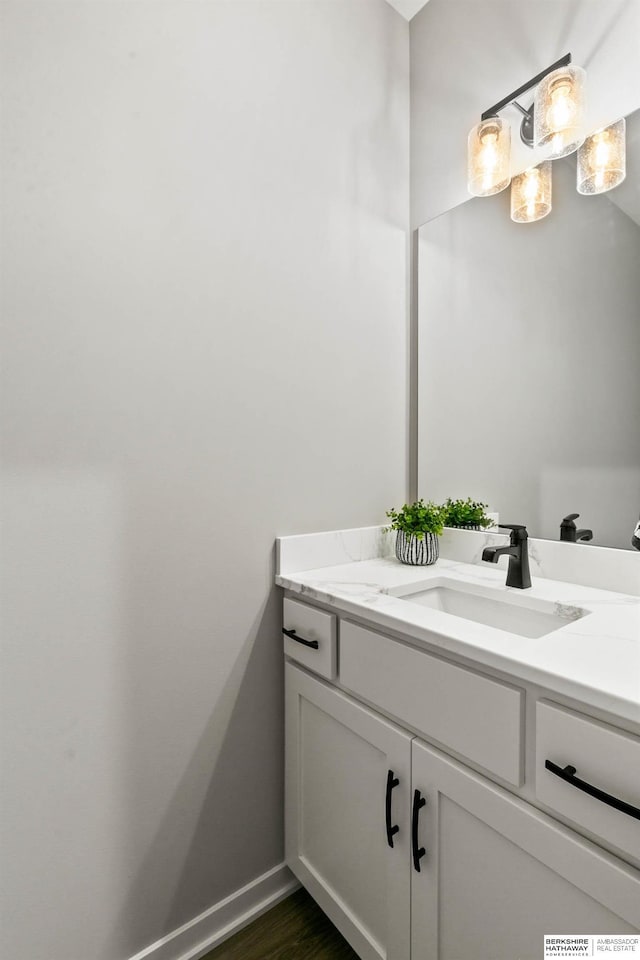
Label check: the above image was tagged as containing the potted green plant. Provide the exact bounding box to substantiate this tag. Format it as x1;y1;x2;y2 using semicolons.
385;499;446;565
443;497;493;531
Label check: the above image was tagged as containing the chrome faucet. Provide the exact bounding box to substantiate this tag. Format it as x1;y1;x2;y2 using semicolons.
482;524;531;589
560;513;593;543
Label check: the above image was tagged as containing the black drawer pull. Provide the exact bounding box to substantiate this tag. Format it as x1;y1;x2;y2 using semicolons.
385;770;400;848
282;627;319;649
412;789;427;871
545;760;640;820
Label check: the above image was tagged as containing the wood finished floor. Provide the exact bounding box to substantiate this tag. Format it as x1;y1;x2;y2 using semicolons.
201;888;360;960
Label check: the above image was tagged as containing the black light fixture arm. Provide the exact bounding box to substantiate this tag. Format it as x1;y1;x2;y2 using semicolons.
480;53;572;121
511;101;533;119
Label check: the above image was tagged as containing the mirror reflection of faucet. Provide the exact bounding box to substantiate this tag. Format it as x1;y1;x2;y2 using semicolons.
560;513;593;543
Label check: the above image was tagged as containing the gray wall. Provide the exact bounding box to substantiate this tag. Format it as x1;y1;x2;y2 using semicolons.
410;0;640;227
0;3;409;958
417;158;640;548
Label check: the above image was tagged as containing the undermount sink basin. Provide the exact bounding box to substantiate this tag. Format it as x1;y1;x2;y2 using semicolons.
387;578;587;639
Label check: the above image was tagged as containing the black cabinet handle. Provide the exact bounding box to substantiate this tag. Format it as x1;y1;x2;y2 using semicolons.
545;760;640;820
412;789;427;871
282;627;319;649
385;770;400;848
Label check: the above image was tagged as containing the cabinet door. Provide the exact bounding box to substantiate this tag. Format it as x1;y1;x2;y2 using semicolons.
411;739;640;960
285;663;412;960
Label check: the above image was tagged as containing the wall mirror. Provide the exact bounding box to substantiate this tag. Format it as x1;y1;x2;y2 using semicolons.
417;107;640;550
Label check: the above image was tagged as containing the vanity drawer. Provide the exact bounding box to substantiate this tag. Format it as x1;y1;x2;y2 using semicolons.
536;701;640;859
283;598;336;680
339;620;523;785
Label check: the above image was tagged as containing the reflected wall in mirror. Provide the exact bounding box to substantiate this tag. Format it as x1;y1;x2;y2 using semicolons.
418;108;640;550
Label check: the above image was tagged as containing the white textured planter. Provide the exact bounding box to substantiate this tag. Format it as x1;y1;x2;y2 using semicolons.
395;531;439;565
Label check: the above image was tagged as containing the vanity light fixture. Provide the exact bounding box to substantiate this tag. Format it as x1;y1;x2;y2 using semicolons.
467;53;575;199
510;161;552;223
467;54;626;216
577;118;626;195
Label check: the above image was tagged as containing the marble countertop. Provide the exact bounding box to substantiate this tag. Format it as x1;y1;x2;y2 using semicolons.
276;554;640;726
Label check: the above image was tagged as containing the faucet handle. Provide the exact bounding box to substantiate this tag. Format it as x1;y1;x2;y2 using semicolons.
499;523;528;541
562;513;580;524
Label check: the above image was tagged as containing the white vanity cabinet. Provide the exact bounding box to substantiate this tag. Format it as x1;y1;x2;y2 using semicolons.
339;620;523;786
535;701;640;860
411;740;639;960
284;600;640;960
285;662;412;960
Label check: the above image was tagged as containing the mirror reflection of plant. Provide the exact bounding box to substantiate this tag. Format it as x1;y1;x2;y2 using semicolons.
443;497;492;529
385;499;446;539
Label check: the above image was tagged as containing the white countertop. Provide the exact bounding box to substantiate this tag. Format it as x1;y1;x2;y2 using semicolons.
276;554;640;726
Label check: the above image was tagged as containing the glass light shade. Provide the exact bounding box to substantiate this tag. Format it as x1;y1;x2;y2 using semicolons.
577;118;626;194
467;117;511;197
510;162;552;223
534;65;586;158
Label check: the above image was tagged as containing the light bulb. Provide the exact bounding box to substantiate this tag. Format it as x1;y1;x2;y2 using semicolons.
547;78;575;129
534;65;586;159
511;162;552;223
467;118;511;197
479;128;499;190
523;168;540;219
593;133;610;189
577;118;626;195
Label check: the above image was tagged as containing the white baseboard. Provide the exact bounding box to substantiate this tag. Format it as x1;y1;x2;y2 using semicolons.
129;863;300;960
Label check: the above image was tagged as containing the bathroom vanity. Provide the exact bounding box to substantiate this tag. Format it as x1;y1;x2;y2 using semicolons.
277;526;640;960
